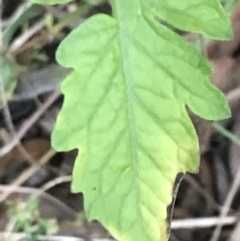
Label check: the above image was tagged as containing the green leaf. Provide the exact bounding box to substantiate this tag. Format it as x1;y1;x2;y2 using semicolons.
155;0;233;39
83;0;106;5
51;1;232;241
0;57;18;108
29;0;72;4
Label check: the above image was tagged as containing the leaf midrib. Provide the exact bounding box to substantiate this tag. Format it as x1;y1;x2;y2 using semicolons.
113;0;147;238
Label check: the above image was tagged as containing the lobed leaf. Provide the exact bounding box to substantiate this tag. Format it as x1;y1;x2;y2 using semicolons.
51;1;232;241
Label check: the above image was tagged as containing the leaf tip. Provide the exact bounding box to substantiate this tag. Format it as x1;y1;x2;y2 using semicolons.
220;102;232;119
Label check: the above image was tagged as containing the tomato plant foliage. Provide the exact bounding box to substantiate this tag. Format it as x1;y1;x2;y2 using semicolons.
29;0;232;241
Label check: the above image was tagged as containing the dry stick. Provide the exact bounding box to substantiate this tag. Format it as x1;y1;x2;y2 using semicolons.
230;220;240;241
0;51;49;164
171;216;237;230
9;19;46;53
0;88;61;232
206;87;240;241
0;90;60;157
0;49;36;164
210;124;240;241
210;164;240;241
2;2;33;29
0;105;35;164
0;148;56;203
2;151;58;236
41;175;72;193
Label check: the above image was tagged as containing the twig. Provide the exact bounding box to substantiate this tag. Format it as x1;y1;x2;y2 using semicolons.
210;123;240;241
41;175;72;193
0;90;60;157
171;216;236;230
1;0;27;160
0;148;56;202
0;0;48;169
229;220;240;241
0;40;36;164
2;2;41;47
9;19;46;53
210;165;240;241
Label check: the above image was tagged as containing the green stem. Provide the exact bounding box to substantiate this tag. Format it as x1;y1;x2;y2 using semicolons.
52;3;92;36
213;122;240;147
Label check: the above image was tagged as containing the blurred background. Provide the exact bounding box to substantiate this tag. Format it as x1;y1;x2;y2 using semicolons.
1;0;240;241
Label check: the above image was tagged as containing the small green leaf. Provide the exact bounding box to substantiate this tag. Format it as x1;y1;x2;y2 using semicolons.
52;1;232;241
83;0;106;5
155;0;233;39
0;57;18;108
30;0;72;4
